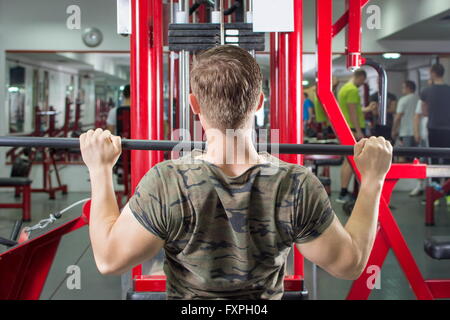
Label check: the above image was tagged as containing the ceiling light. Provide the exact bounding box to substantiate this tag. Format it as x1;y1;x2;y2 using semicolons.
382;53;401;60
302;80;310;86
8;87;19;93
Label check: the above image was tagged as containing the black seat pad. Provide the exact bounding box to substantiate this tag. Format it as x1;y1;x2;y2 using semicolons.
424;236;450;260
0;177;32;186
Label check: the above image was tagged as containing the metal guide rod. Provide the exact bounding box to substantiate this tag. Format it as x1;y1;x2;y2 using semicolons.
220;0;225;45
364;59;387;126
3;136;450;158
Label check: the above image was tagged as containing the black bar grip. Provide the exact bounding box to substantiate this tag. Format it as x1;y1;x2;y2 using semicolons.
2;136;450;158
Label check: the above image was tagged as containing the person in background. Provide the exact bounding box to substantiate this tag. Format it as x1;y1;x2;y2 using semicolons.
367;91;398;141
410;97;429;197
392;81;419;158
337;69;367;203
420;63;450;203
312;77;340;139
107;84;131;135
303;92;315;125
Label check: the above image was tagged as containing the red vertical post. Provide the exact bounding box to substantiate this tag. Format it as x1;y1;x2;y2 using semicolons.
288;0;304;277
278;33;287;152
346;0;363;70
152;0;165;162
287;0;303;165
269;33;279;138
130;0;164;277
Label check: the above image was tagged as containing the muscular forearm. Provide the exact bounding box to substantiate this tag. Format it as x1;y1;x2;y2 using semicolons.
344;179;383;277
88;168;121;270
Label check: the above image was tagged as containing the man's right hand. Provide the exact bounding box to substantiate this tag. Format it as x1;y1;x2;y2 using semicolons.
354;136;393;182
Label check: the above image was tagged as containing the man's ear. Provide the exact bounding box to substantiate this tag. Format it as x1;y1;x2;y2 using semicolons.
189;93;201;115
256;92;264;112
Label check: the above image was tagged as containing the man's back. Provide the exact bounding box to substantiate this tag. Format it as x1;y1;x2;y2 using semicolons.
421;84;450;130
129;151;334;300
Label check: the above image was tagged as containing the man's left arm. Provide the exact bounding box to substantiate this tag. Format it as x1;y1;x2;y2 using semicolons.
80;129;164;275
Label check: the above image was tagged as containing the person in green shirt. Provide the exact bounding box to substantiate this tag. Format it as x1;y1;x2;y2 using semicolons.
337;69;367;203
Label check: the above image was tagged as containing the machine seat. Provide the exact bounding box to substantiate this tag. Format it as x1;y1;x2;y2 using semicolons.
424;236;450;260
0;177;32;187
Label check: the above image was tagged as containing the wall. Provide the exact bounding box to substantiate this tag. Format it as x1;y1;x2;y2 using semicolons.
0;0;130;184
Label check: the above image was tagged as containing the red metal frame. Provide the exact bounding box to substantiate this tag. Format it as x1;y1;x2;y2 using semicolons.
0;201;90;299
130;0;164;280
316;0;449;300
287;0;304;278
270;1;305;278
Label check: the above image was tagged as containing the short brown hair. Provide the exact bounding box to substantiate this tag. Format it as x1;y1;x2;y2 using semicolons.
431;63;445;78
190;45;263;130
354;69;367;79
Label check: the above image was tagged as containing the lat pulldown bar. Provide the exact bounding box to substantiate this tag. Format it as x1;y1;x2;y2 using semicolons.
2;136;450;159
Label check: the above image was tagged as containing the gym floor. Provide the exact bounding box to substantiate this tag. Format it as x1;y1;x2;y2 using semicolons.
1;189;450;300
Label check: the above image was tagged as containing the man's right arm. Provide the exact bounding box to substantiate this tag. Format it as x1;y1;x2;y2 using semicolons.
297;137;392;280
392;113;403;139
421;101;429;117
106;107;117;134
347;103;364;139
414;113;422;144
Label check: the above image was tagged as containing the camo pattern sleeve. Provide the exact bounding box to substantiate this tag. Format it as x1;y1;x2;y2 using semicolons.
128;165;168;241
293;171;335;244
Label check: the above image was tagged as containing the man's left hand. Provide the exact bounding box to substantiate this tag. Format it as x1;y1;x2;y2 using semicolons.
80;128;122;173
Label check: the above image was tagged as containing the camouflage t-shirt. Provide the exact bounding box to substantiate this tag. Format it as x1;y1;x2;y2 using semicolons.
129;150;335;300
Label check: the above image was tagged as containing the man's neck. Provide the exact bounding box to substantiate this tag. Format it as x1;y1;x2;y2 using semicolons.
433;78;445;85
201;129;265;174
122;98;131;106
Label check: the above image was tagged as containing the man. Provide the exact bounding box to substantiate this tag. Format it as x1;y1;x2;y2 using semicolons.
106;84;130;134
410;98;429;197
80;46;392;300
337;70;367;203
392;81;419;153
313;77;340;138
420;63;450;203
421;63;450;157
303;92;315;124
367;91;398;141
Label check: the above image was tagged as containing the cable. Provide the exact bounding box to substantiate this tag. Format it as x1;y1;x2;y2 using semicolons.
24;198;90;234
